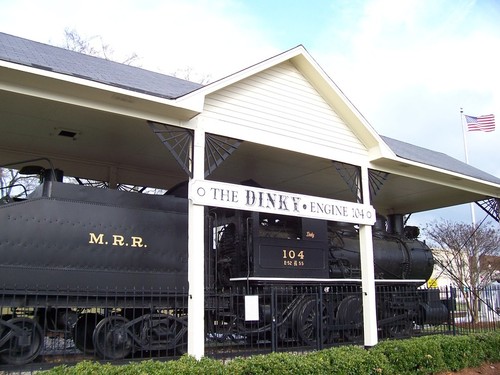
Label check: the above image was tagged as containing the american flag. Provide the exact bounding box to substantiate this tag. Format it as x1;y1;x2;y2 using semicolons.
464;114;495;132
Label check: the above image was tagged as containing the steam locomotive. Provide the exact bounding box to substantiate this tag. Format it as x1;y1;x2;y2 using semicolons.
0;165;449;365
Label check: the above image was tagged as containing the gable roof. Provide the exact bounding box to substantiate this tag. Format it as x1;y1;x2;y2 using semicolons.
381;135;500;185
187;45;387;154
0;32;496;184
0;32;202;99
0;31;498;216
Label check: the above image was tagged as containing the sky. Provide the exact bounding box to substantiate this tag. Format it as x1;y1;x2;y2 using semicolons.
1;0;499;228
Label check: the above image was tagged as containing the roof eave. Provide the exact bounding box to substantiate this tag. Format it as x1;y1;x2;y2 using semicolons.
288;51;387;153
0;59;202;122
371;155;500;198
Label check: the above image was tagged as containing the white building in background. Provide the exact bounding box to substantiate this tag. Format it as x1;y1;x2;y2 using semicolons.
429;247;500;321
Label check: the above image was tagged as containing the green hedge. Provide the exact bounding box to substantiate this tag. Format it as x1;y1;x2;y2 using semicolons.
43;332;500;375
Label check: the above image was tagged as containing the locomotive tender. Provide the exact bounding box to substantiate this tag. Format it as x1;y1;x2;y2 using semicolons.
0;165;448;365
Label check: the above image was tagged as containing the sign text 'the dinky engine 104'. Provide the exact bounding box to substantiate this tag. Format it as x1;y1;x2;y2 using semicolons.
190;180;376;225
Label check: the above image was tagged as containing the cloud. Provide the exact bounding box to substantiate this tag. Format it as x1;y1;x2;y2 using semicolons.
312;1;499;179
0;0;278;81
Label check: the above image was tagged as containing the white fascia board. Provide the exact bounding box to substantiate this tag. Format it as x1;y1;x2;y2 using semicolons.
178;46;395;160
372;156;500;197
174;46;312;110
288;52;394;157
367;138;399;160
0;60;201;121
200;115;370;167
181;46;309;99
171;92;205;112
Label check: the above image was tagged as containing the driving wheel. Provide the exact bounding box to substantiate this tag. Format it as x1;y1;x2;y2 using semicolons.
92;316;133;360
336;296;363;341
0;317;44;365
294;297;329;347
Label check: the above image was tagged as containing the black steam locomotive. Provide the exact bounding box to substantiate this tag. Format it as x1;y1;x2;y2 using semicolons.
0;165;449;365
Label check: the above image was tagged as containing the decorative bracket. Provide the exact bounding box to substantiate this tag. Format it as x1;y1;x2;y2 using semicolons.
333;161;389;203
476;198;500;223
149;121;242;178
367;169;390;200
204;133;242;177
334;161;362;202
149;121;194;178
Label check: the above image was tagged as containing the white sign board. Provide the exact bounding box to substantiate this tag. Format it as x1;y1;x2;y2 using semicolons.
244;295;260;321
189;180;376;225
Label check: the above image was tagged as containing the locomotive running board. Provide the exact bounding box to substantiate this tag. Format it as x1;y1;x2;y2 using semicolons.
230;277;426;284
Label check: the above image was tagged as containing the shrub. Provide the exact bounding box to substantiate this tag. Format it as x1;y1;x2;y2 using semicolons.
316;345;392;375
42;331;500;375
371;336;447;375
472;331;500;363
226;351;327;375
433;334;482;370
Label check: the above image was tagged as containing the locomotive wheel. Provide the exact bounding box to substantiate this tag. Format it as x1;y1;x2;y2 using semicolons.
0;317;44;365
386;320;412;337
383;312;413;338
294;297;329;347
336;296;363;341
92;316;133;360
157;314;187;354
139;314;187;354
72;313;104;354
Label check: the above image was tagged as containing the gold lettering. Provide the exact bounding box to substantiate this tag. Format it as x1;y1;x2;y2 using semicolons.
130;236;144;247
89;232;104;244
283;249;304;260
112;235;125;246
89;233;147;248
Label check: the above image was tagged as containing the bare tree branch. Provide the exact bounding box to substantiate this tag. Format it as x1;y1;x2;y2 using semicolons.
62;28;140;66
424;219;500;322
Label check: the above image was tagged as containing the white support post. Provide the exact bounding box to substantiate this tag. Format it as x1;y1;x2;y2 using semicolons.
359;166;378;347
187;127;205;359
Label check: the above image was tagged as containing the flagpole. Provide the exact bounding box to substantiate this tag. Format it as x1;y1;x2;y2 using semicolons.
460;108;476;227
461;109;481;296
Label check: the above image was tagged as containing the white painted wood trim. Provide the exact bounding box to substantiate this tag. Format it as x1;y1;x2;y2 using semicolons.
187;126;206;359
359;166;378;347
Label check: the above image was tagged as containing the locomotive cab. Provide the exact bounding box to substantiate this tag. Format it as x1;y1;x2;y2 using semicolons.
251;212;329;280
212;210;330;286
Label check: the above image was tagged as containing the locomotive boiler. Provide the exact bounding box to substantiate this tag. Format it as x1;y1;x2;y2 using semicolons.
0;165;448;365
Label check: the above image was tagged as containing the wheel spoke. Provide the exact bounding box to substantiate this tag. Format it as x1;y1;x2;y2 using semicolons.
336;296;363;341
0;317;43;365
92;316;133;360
294;298;329;346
